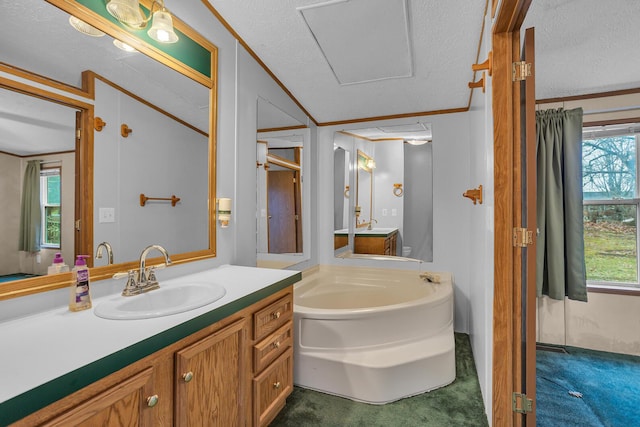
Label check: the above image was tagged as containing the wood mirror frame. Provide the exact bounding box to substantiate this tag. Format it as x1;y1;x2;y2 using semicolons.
0;0;217;301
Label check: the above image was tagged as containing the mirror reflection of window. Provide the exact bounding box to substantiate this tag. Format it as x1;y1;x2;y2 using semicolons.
40;166;62;249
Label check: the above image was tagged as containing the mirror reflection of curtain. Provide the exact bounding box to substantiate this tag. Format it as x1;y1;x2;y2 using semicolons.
536;107;587;302
403;143;433;262
19;160;41;253
334;148;346;230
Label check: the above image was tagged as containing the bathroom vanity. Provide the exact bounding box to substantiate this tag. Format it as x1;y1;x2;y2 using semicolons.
0;266;298;427
334;228;399;255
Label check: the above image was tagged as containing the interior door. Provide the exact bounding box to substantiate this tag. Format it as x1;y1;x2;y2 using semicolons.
267;170;297;253
518;26;537;426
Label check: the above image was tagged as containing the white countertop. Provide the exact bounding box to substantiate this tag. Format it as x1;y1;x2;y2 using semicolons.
0;265;299;407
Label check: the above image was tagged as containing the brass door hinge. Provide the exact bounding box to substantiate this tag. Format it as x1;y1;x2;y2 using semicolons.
512;392;533;414
75;219;81;231
513;227;533;247
512;61;532;81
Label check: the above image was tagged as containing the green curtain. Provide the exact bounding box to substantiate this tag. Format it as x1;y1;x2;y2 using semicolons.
536;108;587;302
19;160;42;253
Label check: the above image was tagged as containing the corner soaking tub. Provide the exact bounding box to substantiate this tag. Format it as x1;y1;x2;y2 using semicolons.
294;265;455;404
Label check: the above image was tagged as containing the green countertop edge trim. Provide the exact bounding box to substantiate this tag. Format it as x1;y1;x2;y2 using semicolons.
73;0;211;78
0;272;301;426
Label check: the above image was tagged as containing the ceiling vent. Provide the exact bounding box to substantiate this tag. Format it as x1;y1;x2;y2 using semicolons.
298;0;413;86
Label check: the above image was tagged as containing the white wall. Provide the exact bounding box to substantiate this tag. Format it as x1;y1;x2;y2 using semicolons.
464;11;494;422
0;154;20;276
372;140;405;250
92;79;209;263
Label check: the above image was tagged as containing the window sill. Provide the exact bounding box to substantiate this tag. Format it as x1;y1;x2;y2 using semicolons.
587;284;640;296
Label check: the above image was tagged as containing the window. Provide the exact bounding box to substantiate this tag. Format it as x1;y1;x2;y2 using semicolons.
582;124;640;287
40;167;61;248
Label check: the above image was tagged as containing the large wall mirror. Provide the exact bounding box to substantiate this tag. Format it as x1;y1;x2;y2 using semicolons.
0;0;217;299
256;97;310;269
333;124;433;261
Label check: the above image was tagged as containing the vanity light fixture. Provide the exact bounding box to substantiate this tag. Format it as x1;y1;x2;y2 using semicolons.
404;139;431;145
106;0;179;44
68;16;105;37
366;159;376;169
113;39;137;52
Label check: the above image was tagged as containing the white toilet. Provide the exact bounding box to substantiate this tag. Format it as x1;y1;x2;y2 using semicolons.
402;246;412;257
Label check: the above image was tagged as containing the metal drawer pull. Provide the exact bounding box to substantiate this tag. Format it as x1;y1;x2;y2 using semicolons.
272;311;281;319
273;381;281;389
182;371;194;382
272;341;281;349
147;395;159;407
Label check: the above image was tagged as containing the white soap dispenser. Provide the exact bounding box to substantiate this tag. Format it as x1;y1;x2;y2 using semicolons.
47;252;69;275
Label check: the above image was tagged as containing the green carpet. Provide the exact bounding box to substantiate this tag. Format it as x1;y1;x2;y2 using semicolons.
270;333;488;427
537;345;640;427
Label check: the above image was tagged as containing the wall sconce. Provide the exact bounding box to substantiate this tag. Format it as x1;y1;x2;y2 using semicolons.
218;198;232;228
105;0;179;44
366;159;376;169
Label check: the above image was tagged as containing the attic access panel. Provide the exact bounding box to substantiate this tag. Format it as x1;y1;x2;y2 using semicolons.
298;0;413;85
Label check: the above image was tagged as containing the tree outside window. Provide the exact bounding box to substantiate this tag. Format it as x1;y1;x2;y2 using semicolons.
582;132;639;286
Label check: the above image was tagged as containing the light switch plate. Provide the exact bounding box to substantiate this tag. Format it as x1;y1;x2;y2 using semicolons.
99;207;115;223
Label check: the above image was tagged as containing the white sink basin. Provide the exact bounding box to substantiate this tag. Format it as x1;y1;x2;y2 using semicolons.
94;282;226;320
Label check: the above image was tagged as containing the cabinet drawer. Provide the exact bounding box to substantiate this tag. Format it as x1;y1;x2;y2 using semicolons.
253;348;293;427
253;294;292;341
254;321;292;373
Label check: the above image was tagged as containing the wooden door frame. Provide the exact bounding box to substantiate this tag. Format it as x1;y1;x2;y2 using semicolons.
491;0;533;425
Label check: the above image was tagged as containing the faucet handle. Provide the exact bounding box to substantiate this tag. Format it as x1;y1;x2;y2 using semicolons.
114;270;140;296
113;270;133;280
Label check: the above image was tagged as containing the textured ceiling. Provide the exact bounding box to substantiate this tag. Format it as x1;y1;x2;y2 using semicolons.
207;0;487;123
524;0;640;100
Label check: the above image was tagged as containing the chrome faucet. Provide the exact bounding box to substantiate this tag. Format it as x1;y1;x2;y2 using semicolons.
367;219;378;230
95;241;114;265
114;244;172;296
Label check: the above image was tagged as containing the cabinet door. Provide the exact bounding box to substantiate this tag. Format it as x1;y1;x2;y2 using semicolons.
43;367;157;427
175;319;247;427
253;348;293;427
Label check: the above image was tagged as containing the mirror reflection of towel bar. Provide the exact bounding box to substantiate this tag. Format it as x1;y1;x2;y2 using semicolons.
140;193;181;207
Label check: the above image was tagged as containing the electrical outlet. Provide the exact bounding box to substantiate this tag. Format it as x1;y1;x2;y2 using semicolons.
382;209;388;216
99;208;115;223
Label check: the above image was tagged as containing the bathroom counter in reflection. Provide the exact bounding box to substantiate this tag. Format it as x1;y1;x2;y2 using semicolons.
334;228;399;255
0;265;301;425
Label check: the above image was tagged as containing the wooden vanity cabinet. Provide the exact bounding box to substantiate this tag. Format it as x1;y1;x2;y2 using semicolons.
41;366;161;427
175;319;248;426
251;293;294;427
11;286;294;427
335;230;399;255
354;230;398;255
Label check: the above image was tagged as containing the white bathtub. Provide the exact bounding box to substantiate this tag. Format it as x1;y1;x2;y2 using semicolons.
294;265;455;404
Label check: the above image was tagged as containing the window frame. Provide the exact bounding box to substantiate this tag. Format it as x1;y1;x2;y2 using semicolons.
582;127;640;291
40;165;62;249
